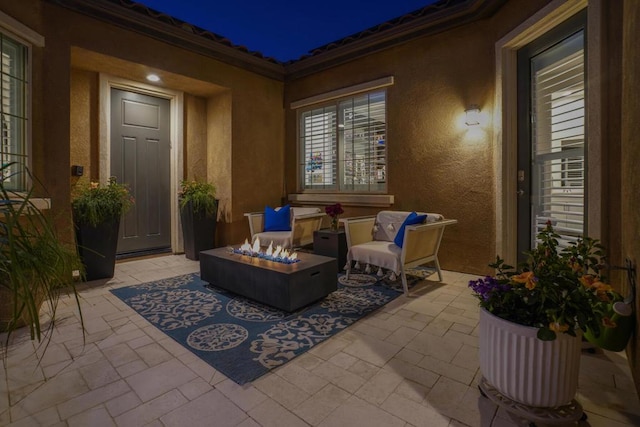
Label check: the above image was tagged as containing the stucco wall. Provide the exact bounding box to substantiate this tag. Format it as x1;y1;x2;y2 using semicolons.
3;0;285;246
621;0;640;397
284;0;550;275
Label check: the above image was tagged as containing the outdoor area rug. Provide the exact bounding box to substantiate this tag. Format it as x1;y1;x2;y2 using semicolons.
111;269;431;385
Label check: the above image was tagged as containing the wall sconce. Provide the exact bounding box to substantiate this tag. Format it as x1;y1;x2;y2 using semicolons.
465;105;481;126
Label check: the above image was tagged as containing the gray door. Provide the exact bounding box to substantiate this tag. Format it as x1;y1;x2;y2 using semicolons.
516;11;586;262
111;88;171;256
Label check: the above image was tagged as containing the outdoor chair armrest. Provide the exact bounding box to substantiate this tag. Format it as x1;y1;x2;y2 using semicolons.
341;216;376;248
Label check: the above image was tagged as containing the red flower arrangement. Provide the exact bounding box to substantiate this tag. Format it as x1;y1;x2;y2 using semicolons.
325;203;344;218
325;203;344;231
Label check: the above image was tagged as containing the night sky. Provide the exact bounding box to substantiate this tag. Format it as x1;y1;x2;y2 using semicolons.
137;0;438;61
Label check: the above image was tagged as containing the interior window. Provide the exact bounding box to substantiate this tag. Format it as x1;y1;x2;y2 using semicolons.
298;90;386;193
0;32;28;190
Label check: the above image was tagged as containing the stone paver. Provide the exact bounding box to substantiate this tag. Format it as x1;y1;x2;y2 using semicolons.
1;255;638;427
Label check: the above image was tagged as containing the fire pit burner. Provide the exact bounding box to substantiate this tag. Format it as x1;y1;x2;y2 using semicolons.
232;237;300;264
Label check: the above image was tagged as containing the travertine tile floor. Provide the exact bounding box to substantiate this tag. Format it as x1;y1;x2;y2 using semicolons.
1;255;639;427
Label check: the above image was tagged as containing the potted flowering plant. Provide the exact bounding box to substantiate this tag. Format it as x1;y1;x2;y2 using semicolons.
179;179;218;260
470;222;629;407
469;222;620;341
324;203;344;231
72;177;134;280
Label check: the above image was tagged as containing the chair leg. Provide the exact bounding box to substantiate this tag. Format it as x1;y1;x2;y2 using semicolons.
401;271;409;296
434;258;443;282
346;264;351;280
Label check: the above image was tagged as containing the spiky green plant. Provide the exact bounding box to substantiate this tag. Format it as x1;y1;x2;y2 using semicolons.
0;164;83;355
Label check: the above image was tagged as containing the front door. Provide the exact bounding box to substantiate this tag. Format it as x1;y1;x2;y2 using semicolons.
110;88;171;256
516;11;586;262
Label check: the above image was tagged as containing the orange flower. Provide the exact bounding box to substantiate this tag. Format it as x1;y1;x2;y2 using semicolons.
90;181;99;189
549;322;570;333
580;275;613;301
512;271;537;290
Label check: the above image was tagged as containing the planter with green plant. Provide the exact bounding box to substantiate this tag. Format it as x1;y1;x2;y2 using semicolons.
1;163;82;350
469;222;629;408
179;179;218;260
72;177;133;280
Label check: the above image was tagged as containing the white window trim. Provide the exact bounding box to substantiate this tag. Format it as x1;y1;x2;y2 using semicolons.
290;76;394;109
494;0;589;265
0;11;44;48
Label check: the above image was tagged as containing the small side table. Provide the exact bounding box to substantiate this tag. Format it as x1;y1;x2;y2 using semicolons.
313;229;347;271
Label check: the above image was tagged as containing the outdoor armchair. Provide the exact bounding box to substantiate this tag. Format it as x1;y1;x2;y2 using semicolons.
244;206;325;249
342;210;457;295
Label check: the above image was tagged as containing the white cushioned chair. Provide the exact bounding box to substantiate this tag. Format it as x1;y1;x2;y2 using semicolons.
342;211;457;295
244;207;325;249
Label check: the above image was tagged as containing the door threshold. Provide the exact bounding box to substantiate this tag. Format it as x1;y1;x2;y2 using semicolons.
116;247;172;261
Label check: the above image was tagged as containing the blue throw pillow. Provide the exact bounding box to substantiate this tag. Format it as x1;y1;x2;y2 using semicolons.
394;212;427;248
264;205;291;231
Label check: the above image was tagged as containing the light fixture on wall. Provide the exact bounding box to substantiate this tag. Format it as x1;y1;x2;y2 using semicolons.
465;105;481;126
146;74;160;82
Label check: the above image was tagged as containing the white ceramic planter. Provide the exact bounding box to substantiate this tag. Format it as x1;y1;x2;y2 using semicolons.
479;309;582;407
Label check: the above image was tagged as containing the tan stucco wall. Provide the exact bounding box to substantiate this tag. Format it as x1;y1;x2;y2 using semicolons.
621;0;640;397
3;0;284;247
284;0;551;275
69;69;98;186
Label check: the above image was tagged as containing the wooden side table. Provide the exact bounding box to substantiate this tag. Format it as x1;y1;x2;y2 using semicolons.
313;229;347;271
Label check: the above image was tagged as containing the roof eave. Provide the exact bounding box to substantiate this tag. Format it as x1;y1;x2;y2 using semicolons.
284;0;507;80
48;0;286;81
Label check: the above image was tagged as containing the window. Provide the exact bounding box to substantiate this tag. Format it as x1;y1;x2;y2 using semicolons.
299;90;386;193
0;32;27;190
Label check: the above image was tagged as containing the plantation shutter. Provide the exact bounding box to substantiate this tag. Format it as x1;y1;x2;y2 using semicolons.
531;32;585;246
300;106;337;190
0;34;27;190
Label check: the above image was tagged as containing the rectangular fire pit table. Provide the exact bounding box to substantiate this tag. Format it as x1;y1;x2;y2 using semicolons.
199;247;338;312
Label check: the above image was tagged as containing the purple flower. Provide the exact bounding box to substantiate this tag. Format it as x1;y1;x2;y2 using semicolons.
468;276;509;301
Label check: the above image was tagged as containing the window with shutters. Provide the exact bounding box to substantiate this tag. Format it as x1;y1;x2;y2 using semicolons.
0;32;28;191
298;90;386;193
531;32;585;244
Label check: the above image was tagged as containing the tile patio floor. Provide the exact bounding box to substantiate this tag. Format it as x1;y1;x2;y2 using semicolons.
1;254;639;427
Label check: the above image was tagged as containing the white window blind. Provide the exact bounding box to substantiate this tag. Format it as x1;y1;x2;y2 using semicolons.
531;36;584;246
299;90;386;193
1;33;27;190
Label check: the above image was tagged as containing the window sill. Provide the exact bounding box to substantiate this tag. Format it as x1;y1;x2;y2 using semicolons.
2;197;51;211
288;193;394;207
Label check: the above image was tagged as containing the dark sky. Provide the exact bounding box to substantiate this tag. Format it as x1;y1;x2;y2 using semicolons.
137;0;437;62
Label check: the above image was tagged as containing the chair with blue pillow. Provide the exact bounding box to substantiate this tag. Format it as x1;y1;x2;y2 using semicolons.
342;211;457;295
244;205;325;249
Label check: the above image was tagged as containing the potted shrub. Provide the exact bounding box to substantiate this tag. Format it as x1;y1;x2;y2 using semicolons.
179;179;218;260
469;222;625;407
72;177;133;280
1;164;82;347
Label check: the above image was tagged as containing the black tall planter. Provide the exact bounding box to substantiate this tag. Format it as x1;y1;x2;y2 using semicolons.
74;217;120;281
180;200;218;260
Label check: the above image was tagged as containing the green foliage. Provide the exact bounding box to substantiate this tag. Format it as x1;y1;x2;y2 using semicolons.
179;179;217;216
72;177;134;227
1;164;83;349
469;222;620;341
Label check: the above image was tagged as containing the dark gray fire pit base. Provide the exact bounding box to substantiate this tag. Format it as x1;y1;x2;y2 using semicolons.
199;248;338;312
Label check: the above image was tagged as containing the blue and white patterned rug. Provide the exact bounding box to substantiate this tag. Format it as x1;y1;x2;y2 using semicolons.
111;270;428;384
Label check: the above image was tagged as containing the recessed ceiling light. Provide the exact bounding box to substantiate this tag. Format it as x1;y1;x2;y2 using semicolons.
146;74;160;82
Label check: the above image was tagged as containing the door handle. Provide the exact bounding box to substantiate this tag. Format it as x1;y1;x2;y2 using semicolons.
517;189;525;197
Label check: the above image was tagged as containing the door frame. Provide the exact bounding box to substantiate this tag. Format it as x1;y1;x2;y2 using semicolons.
493;0;603;265
99;74;185;254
